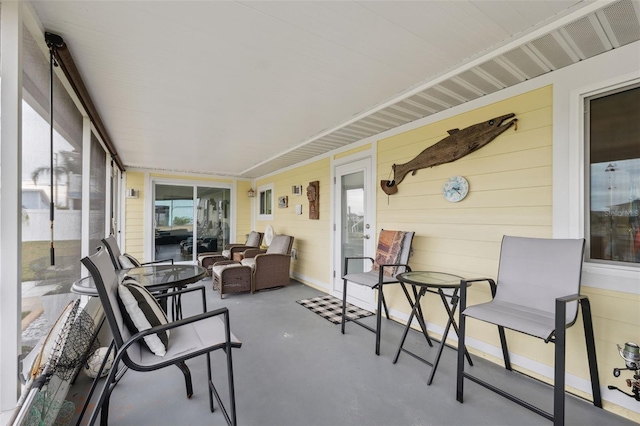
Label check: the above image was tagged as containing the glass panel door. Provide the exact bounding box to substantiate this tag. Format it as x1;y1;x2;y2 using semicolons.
333;157;375;309
154;183;231;262
341;172;366;275
154;184;194;263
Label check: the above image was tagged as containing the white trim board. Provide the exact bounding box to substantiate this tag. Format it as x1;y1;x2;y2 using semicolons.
291;272;330;293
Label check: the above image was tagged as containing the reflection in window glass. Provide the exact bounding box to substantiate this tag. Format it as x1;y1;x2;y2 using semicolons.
341;172;365;275
587;86;640;265
21;28;83;357
196;187;230;258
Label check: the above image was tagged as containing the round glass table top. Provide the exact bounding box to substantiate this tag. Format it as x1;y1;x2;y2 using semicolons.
123;264;205;287
396;271;465;288
72;264;206;296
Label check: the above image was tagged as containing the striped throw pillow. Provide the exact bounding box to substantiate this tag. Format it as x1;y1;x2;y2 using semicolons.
118;278;170;356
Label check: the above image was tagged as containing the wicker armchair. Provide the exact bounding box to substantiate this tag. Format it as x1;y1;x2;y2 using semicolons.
212;234;294;298
198;231;263;275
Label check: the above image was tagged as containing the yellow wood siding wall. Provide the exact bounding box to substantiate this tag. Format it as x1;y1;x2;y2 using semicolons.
123;171;145;260
378;86;556;376
377;85;639;421
235;180;253;241
334;143;371;160
255;158;331;288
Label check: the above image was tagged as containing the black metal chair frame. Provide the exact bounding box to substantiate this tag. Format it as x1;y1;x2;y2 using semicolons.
81;248;241;426
101;235;174;268
340;231;416;356
456;277;602;426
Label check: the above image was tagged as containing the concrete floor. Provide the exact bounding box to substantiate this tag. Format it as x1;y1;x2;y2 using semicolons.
69;279;636;426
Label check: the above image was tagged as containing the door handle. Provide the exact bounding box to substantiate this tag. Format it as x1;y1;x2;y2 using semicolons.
364;234;370;239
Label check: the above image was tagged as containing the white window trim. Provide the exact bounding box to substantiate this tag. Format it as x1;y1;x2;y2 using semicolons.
576;80;640;292
257;183;274;221
558;49;640;294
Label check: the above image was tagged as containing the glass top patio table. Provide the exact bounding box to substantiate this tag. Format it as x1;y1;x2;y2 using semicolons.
396;271;465;288
72;264;207;297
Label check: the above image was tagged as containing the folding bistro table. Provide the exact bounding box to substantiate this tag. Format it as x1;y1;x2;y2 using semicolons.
394;271;473;385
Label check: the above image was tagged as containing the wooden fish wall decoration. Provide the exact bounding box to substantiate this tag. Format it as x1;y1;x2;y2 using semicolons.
381;113;518;195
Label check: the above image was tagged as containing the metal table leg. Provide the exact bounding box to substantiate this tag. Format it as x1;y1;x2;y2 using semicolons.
393;285;474;385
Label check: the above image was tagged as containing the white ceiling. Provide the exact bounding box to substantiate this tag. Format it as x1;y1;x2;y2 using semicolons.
29;1;640;178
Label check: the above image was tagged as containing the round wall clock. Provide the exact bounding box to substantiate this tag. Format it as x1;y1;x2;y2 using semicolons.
443;176;469;203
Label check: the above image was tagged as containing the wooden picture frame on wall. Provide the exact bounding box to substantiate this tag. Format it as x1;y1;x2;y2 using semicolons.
307;181;319;220
278;196;288;208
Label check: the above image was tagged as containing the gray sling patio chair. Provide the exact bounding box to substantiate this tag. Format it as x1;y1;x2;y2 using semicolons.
341;230;417;355
102;234;173;269
81;246;241;426
456;236;602;426
102;235;185;319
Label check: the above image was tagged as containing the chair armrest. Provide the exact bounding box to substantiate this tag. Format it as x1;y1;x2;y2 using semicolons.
128;307;239;345
213;260;240;267
460;277;497;296
379;262;411;274
344;256;374;275
556;293;585;303
153;285;207;312
141;258;174;265
552;293;586;342
229;245;253;254
254;253;291;264
118;307;242;369
458;278;497;315
241;248;267;259
225;243;248;250
345;256;374;262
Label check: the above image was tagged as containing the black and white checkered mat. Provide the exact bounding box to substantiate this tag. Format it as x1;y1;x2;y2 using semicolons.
296;295;374;325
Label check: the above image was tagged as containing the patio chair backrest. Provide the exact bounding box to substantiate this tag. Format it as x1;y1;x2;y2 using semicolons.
246;231;263;247
395;231;415;276
494;236;585;327
81;246;137;362
266;235;294;255
102;235;122;269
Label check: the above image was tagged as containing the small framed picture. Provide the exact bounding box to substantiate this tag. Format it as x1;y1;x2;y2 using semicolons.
278;196;288;208
292;185;303;195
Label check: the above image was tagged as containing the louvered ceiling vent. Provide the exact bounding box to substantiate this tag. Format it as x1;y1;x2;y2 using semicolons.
243;0;640;179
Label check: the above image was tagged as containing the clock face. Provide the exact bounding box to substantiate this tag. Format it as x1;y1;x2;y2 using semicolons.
443;176;469;202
